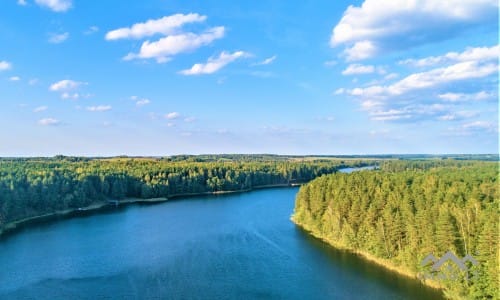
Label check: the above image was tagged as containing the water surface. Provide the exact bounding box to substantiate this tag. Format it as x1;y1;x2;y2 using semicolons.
0;188;443;299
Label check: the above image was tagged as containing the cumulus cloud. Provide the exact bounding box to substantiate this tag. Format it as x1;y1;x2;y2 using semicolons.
35;0;72;12
341;44;498;124
438;91;494;102
107;13;226;64
333;88;345;95
399;45;500;67
253;55;276;66
9;76;20;81
33;106;48;113
38;118;60;126
106;13;206;40
61;93;78;100
136;98;151;106
347;60;497;98
331;0;498;60
84;26;99;35
180;51;249;75
48;32;69;44
124;27;225;63
87;105;112;112
0;61;12;71
437;110;478;121
341;63;375;75
50;79;84;92
165;112;180;119
462;121;497;131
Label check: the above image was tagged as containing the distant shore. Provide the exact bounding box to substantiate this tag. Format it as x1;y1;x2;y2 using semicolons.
0;183;302;237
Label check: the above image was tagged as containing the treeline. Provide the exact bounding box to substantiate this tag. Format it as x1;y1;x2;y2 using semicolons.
0;157;369;230
292;161;498;299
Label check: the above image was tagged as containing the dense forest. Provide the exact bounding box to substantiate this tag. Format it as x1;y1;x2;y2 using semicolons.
0;156;368;232
292;161;498;299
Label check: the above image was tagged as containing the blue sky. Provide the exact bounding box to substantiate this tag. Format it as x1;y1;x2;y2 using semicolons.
0;0;498;156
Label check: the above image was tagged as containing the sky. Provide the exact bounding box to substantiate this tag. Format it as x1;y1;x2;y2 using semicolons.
0;0;498;156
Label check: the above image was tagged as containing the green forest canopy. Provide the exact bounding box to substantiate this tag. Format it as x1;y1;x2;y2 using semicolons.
0;155;370;230
293;160;498;299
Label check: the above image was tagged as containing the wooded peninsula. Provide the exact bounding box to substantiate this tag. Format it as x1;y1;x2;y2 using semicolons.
292;159;498;299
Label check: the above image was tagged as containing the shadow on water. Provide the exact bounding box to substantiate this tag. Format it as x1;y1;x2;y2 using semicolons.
0;205;127;242
294;226;445;300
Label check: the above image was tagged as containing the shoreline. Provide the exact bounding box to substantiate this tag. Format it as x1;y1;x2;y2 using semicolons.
290;217;444;291
0;183;301;237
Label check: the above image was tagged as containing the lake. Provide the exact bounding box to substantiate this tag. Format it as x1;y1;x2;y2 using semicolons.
0;187;443;299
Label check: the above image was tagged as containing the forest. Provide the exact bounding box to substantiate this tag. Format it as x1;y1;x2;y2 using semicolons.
292;160;498;299
0;155;368;232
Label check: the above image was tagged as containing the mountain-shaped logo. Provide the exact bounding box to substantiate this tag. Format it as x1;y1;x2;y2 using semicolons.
420;251;478;281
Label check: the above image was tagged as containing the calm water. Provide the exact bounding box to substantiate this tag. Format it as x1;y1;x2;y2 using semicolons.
0;188;443;300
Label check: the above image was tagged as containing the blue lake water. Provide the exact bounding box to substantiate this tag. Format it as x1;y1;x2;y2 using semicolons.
0;187;443;299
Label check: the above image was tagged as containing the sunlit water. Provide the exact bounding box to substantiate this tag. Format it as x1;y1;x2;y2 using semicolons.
0;187;443;299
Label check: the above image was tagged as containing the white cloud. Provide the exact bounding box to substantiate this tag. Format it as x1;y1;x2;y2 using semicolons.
438;110;478;121
369;109;413;121
61;92;82;100
18;0;27;5
106;13;206;40
438;91;494;102
124;27;225;63
343;44;498;124
399;45;500;67
341;63;375;75
324;60;337;67
384;73;399;80
84;26;99;35
180;50;249;75
0;61;12;71
348;60;497;97
249;71;274;78
165;112;180;119
389;61;496;95
317;116;335;122
33;106;48;113
34;0;71;12
38;118;60;126
9;76;20;81
361;100;383;110
333;88;345;95
29;78;39;85
136;98;150;106
344;41;377;61
87;105;112;112
331;0;498;60
108;13;226;64
462;121;497;131
254;55;276;66
50;79;84;92
48;32;69;44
